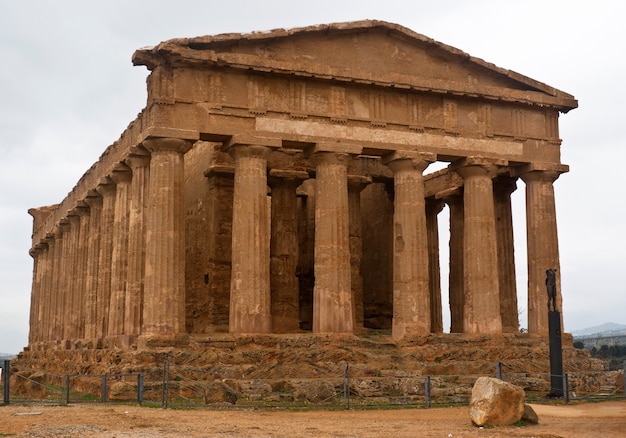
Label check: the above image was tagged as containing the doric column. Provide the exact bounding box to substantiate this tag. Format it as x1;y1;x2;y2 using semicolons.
203;165;235;332
65;212;81;341
443;191;464;333
518;164;568;334
108;164;132;337
124;153;150;336
84;193;102;340
384;151;435;339
493;175;519;333
50;222;67;341
309;150;354;334
96;178;116;339
75;205;90;339
28;245;43;345
43;234;55;342
426;198;445;333
453;157;505;334
142;137;192;335
348;175;371;331
268;169;308;333
227;144;273;334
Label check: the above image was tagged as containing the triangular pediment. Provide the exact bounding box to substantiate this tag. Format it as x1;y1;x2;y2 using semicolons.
134;20;576;111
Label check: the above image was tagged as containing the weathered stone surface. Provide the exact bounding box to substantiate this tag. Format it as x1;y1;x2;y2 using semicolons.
469;377;525;426
522;403;539;424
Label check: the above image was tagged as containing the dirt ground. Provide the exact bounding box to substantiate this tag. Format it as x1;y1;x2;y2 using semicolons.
1;400;625;437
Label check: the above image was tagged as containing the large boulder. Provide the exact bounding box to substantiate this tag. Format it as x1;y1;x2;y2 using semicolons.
469;377;525;426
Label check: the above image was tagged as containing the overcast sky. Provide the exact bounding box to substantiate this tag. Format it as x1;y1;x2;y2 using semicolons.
1;1;624;354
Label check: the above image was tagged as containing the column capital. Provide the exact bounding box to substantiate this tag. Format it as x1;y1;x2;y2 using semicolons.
383;151;436;173
142;137;193;154
71;204;90;217
514;163;569;184
56;219;70;235
492;174;518;196
268;169;309;188
307;150;354;167
451;156;507;179
84;191;103;209
125;153;151;169
228;144;276;161
110;163;132;184
95;177;115;196
347;175;373;192
426;197;445;215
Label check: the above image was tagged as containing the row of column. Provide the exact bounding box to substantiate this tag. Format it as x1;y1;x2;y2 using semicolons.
227;145;565;339
28;135;565;346
28;137;192;345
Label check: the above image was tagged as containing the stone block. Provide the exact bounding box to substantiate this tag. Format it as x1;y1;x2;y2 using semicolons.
469;376;525;426
522;403;539;424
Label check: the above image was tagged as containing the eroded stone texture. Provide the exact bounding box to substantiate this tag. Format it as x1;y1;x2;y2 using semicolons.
469;377;525;426
228;144;273;334
454;158;503;334
385;152;434;339
142;138;192;336
310;151;353;334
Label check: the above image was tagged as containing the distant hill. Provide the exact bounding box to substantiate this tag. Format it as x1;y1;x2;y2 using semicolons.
0;353;17;361
572;322;626;338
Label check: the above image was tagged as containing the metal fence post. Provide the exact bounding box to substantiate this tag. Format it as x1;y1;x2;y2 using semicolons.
345;363;351;410
137;373;144;405
2;360;10;404
162;361;170;409
496;362;503;380
425;376;432;408
562;373;569;404
64;375;70;405
102;374;108;403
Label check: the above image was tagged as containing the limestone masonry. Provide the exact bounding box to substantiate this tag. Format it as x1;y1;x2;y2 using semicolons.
26;20;576;351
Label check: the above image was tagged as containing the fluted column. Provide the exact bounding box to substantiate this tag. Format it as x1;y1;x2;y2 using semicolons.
348;176;371;331
519;164;567;334
43;235;55;342
227;144;273;334
426;198;445;333
453;157;504;334
108;165;132;337
493;175;519;333
96;179;116;339
124;153;150;336
75;206;90;339
53;222;69;341
142;137;192;335
384;151;435;339
84;193;102;340
444;192;464;333
65;213;81;342
310;151;354;334
28;246;43;345
268;169;308;333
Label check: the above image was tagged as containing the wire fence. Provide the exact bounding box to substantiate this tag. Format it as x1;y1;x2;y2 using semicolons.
1;359;624;409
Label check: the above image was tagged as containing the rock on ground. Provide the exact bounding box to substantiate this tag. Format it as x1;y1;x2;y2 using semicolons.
469;376;525;426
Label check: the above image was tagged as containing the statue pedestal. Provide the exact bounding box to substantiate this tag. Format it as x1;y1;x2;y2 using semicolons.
548;310;564;397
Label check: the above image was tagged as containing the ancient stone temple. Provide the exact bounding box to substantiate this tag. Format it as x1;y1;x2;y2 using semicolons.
26;20;576;352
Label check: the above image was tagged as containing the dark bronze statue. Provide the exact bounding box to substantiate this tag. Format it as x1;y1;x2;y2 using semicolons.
546;268;557;312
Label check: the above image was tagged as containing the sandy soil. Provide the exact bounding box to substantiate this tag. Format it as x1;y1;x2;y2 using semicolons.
1;400;625;437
